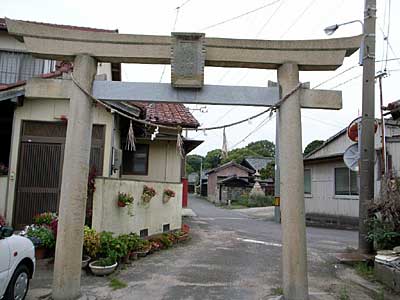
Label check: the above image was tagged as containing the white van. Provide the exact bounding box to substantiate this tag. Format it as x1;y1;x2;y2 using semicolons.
0;226;35;300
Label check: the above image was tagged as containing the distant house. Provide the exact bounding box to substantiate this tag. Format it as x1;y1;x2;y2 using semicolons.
0;19;202;237
206;161;254;203
303;119;400;228
187;172;199;193
241;156;274;172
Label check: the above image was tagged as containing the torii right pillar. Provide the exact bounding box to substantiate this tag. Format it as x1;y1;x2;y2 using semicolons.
278;63;308;300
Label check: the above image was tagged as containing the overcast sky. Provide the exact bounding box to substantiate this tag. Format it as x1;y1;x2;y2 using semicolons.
3;0;400;156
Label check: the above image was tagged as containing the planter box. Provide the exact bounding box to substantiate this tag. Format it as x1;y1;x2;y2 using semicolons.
35;247;47;260
375;262;400;292
89;261;118;276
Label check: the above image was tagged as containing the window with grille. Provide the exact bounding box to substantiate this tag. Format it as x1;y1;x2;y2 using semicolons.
334;167;359;196
122;144;149;175
0;51;55;84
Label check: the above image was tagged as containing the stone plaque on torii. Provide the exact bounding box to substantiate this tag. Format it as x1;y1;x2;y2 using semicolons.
6;18;361;300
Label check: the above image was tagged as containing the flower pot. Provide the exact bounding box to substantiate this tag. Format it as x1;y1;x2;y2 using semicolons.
117;200;126;207
178;234;189;242
141;194;152;203
162;195;172;204
35;246;47;260
129;251;138;261
82;255;91;269
89;261;118;276
136;246;151;257
121;254;130;264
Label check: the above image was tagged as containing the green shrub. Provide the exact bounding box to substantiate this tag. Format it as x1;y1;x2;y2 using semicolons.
83;226;100;258
27;226;55;249
99;231;129;261
159;234;173;248
367;218;400;250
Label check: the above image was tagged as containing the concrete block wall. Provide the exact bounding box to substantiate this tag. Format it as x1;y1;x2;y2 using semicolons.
92;177;182;236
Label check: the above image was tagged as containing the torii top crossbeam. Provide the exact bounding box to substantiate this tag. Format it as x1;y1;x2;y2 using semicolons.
6;18;361;71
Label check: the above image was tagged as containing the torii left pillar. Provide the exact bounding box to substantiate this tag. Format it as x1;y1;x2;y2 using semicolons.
52;54;97;300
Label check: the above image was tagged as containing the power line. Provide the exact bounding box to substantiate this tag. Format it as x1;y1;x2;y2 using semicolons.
312;65;358;89
312;58;400;89
384;0;392;71
207;1;286;129
230;114;276;149
279;0;317;38
255;0;286;37
199;0;281;31
329;74;362;89
160;0;195;83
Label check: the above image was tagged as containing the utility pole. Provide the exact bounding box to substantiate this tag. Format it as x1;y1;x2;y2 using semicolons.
274;114;281;223
358;0;376;254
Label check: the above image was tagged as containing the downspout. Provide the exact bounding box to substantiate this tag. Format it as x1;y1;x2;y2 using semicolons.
109;112;115;177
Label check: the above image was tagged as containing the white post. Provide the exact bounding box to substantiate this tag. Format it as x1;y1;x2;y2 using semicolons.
277;63;309;300
52;54;97;300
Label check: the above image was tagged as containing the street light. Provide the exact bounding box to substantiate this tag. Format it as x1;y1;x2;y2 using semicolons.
324;0;377;255
324;20;363;35
324;20;364;65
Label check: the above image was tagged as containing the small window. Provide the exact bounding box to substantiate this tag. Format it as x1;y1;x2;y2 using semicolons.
163;224;170;232
304;169;311;194
334;167;359;196
122;144;149;175
140;229;148;238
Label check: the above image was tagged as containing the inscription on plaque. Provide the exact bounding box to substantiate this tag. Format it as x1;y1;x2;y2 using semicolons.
171;32;205;88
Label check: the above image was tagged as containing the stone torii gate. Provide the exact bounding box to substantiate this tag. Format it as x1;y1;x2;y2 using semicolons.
6;18;361;300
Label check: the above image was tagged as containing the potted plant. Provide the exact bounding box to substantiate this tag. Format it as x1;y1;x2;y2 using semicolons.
82;255;91;269
89;257;118;276
173;230;189;243
83;226;100;268
141;185;156;204
26;226;56;259
117;192;135;216
133;239;151;257
33;212;57;226
162;188;176;204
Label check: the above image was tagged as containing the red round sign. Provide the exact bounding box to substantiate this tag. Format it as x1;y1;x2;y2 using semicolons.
347;117;378;142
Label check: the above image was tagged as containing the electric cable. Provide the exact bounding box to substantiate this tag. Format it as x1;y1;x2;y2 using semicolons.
199;0;281;31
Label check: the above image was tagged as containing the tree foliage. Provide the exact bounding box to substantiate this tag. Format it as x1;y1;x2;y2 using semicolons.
304;140;324;156
203;149;222;170
260;162;275;180
221;140;275;165
185;154;203;175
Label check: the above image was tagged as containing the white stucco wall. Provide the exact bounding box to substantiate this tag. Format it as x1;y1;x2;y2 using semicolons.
5;98;114;223
121;139;182;184
97;62;112;80
0;176;7;217
92;178;182;235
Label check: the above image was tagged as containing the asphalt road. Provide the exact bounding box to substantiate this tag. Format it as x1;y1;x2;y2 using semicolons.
28;195;372;300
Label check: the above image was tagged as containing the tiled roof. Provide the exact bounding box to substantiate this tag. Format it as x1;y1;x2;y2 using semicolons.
206;161;255;175
126;102;199;128
242;156;274;171
0;18;117;33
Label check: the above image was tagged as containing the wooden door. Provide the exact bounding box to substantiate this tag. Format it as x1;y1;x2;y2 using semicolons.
13;121;104;227
14;142;63;227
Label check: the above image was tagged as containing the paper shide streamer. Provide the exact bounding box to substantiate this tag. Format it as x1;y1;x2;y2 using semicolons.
176;126;185;159
125;120;136;151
